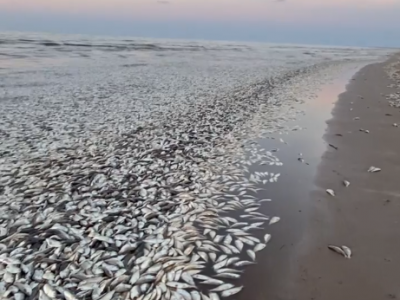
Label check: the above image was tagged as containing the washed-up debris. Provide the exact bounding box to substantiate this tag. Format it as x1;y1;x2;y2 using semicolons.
343;180;350;187
368;166;382;173
353;117;360;120
393;123;398;127
269;217;281;225
329;144;339;150
359;128;370;133
328;245;352;259
341;245;352;258
326;189;335;196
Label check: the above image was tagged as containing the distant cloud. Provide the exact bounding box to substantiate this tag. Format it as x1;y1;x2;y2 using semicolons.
157;0;170;4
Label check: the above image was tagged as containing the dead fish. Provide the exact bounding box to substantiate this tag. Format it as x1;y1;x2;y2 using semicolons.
209;293;220;300
43;284;57;298
254;243;266;252
211;284;235;292
341;245;352;258
234;260;254;267
201;279;225;285
368;166;381;173
221;286;243;297
328;245;346;257
215;272;240;279
167;282;193;289
99;290;115;300
191;291;201;300
343;180;350;187
264;234;271;244
246;249;256;261
177;289;192;300
326;189;335;196
269;216;280;225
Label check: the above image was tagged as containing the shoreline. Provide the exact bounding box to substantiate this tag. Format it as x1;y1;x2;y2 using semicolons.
291;55;400;299
235;55;400;300
235;63;367;300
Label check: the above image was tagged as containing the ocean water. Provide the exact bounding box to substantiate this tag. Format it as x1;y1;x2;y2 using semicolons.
0;31;393;157
0;31;392;112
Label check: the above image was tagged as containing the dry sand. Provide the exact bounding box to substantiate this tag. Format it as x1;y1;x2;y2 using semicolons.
292;55;400;299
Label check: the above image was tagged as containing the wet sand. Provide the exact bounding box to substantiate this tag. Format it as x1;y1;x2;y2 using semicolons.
235;66;366;300
291;56;400;299
235;56;400;300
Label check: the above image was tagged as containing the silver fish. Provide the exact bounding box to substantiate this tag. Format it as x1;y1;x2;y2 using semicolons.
326;189;335;196
341;245;352;258
221;286;243;297
328;245;346;257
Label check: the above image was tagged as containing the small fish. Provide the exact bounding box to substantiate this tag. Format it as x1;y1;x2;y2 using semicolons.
368;166;381;173
167;282;193;289
326;189;335;196
177;289;192;300
215;273;240;279
191;291;202;300
341;245;352;258
99;290;115;300
201;279;225;285
343;180;350;187
209;293;220;300
264;233;271;244
254;243;266;252
269;216;280;225
214;259;227;270
328;245;346;257
246;249;256;261
211;284;235;292
43;284;56;298
234;260;254;267
221;286;243;297
209;253;217;262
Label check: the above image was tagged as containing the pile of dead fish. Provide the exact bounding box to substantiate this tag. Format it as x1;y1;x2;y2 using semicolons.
0;59;367;300
385;58;400;108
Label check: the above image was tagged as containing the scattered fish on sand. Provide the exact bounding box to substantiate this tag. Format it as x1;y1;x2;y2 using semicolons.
269;217;281;225
368;166;382;172
326;189;335;196
328;245;346;257
341;245;352;258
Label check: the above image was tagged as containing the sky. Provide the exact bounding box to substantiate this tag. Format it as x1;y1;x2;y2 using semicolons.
0;0;399;47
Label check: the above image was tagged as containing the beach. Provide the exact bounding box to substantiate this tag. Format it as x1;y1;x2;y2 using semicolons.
0;32;399;299
291;54;400;300
236;54;400;300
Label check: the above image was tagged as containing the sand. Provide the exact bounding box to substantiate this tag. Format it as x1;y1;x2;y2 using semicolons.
291;55;400;299
234;55;400;300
